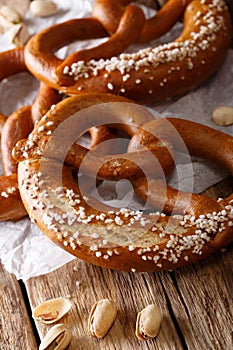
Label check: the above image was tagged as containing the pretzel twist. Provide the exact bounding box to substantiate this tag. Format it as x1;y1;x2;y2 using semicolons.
24;0;231;104
24;11;146;90
14;94;233;272
93;0;192;42
127;118;233;217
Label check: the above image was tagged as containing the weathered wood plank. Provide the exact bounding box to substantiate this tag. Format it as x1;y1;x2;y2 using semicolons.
0;262;38;350
159;246;233;350
26;261;183;349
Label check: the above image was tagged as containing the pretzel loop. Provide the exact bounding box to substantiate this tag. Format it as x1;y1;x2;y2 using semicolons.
23;0;232;104
25;11;146;89
14;94;233;272
127;118;233;217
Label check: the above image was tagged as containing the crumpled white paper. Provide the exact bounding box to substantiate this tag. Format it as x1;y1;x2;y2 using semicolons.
0;0;232;281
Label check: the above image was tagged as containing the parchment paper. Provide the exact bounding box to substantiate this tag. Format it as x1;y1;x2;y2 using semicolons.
0;0;232;280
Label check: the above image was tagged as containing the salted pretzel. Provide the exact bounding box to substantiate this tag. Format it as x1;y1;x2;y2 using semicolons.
24;11;145;90
24;0;231;104
14;93;233;272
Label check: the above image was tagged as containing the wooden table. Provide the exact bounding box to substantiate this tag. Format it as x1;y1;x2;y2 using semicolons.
1;177;232;350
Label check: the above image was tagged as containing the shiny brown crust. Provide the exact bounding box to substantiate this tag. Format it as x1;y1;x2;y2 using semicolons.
93;0;192;42
128;118;233;216
0;48;28;221
0;113;7;134
0;47;26;81
0;48;61;221
24;12;146;90
24;0;232;104
15;94;233;272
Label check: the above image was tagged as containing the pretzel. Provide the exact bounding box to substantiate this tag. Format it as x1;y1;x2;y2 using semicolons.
24;11;145;90
14;93;233;272
24;0;232;104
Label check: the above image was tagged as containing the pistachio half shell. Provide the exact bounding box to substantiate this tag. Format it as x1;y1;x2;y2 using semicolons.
0;5;22;23
33;297;72;324
39;324;72;350
88;299;117;338
10;22;30;46
136;304;162;341
30;0;58;17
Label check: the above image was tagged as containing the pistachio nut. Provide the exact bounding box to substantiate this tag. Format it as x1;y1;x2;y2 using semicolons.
136;304;162;341
212;106;233;126
88;299;117;338
33;297;72;324
0;5;22;23
39;324;72;350
0;13;14;32
0;0;30;17
30;0;58;17
10;23;30;46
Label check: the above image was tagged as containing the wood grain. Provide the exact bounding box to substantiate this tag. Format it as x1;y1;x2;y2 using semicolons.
0;263;38;350
26;261;184;349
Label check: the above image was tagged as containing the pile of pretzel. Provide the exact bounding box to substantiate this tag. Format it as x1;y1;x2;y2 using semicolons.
0;0;233;272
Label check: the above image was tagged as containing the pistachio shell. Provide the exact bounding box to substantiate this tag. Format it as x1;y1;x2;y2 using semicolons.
30;0;58;17
10;23;30;46
136;304;162;341
0;5;22;23
0;0;30;17
33;297;72;324
88;299;117;338
39;324;72;350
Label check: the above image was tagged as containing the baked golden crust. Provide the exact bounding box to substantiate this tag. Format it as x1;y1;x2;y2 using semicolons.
14;93;233;272
24;0;232;104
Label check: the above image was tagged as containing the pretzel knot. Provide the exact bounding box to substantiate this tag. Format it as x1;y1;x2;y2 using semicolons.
14;93;233;272
24;0;232;104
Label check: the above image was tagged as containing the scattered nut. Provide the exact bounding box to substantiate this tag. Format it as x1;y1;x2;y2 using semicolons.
0;0;30;17
9;22;30;46
88;299;117;338
136;304;162;341
33;297;72;324
0;13;13;32
212;106;233;126
30;0;58;17
0;5;22;23
39;324;72;350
